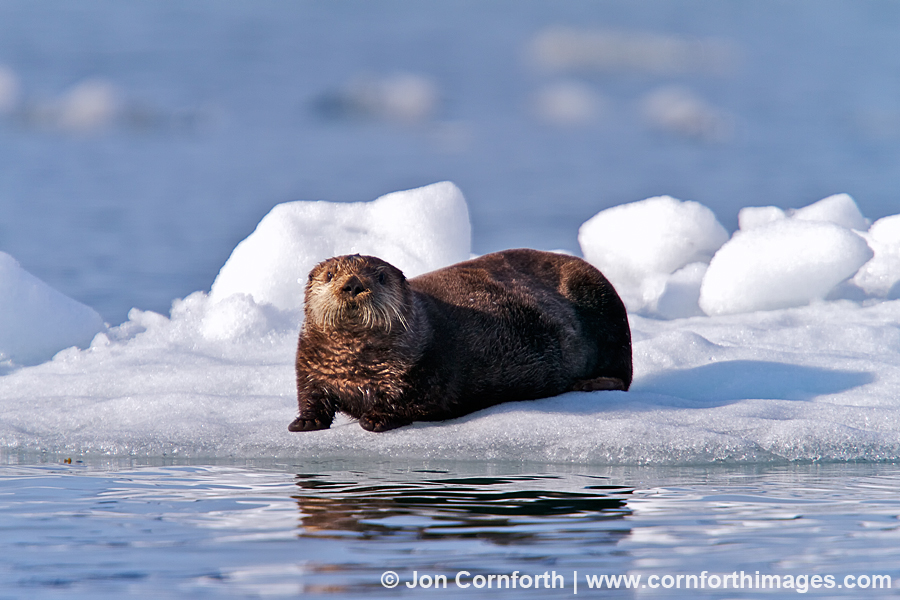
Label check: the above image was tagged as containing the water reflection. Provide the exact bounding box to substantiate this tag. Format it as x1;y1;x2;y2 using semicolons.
292;473;633;547
5;463;900;597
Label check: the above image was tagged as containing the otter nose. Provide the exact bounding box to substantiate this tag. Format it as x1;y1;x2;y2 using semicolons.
341;276;366;297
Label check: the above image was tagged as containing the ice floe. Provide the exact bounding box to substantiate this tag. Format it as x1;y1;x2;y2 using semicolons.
2;184;899;466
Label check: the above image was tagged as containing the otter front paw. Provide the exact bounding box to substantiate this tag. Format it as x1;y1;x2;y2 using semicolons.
358;412;410;433
288;415;332;432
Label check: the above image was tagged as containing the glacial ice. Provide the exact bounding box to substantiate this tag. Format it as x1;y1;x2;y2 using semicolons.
2;184;900;466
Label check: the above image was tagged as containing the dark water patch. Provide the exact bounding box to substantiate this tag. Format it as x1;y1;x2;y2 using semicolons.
292;473;633;546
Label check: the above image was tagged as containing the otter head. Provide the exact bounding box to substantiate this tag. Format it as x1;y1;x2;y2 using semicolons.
304;254;411;333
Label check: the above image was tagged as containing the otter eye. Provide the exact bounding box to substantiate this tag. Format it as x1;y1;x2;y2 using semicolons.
377;272;386;285
308;273;314;282
326;271;333;282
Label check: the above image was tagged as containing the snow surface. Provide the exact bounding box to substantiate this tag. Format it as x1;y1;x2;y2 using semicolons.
2;183;900;465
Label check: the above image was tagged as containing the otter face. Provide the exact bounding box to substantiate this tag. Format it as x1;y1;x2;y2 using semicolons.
304;254;409;332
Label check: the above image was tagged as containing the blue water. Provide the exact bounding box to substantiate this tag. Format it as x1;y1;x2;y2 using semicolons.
1;0;898;323
1;459;898;598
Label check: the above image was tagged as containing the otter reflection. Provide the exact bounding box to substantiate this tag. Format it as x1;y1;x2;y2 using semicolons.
292;474;632;546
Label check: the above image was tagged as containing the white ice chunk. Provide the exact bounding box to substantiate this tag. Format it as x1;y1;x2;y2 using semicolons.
791;193;869;231
0;252;106;366
854;214;900;299
869;213;900;245
209;181;471;313
738;205;786;231
699;220;874;316
578;196;728;313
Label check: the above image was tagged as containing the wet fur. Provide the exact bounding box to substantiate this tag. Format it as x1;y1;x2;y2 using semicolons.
290;249;632;433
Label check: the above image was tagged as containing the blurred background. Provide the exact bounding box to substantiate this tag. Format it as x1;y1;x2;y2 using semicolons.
0;0;898;324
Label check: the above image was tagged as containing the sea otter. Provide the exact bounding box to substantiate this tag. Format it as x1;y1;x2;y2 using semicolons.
289;249;631;432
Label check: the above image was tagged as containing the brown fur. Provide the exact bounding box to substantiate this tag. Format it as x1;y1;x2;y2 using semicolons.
289;249;632;433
